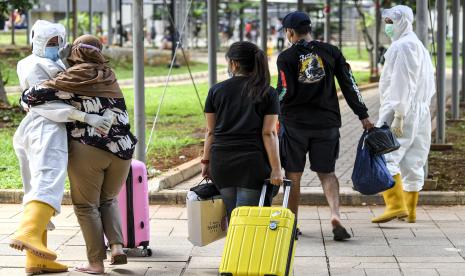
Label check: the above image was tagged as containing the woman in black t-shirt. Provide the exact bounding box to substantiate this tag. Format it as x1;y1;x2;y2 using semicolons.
201;41;283;218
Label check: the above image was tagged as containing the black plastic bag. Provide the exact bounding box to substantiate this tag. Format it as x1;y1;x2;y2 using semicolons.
352;132;395;195
190;178;220;199
365;124;401;155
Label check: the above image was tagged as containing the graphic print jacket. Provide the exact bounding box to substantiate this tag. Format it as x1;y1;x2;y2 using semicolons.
276;39;369;129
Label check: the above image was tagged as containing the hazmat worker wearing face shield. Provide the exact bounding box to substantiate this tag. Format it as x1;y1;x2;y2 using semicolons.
371;6;436;224
10;20;112;275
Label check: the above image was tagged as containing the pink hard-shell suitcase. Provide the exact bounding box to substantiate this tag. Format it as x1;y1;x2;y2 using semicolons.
116;159;151;256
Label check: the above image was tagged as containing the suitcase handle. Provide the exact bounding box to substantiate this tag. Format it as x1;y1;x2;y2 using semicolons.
258;179;292;208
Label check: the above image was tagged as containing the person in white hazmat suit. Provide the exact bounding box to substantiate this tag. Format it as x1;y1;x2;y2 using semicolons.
371;5;436;224
10;20;112;275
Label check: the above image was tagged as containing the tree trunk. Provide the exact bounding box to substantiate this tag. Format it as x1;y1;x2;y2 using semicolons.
11;11;15;45
72;0;78;42
357;22;361;59
354;0;374;79
239;0;244;41
0;70;10;106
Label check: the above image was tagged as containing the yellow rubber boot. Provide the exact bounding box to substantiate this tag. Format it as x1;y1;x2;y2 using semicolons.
25;231;68;275
371;174;408;223
10;201;57;260
403;191;419;223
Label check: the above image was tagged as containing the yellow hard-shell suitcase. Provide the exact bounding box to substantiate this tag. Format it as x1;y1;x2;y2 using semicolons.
219;180;297;276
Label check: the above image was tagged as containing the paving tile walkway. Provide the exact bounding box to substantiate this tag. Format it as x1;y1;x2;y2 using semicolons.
173;86;381;191
1;204;465;275
171;72;452;192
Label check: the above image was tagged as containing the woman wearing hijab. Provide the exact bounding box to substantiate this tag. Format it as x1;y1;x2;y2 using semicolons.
21;34;137;275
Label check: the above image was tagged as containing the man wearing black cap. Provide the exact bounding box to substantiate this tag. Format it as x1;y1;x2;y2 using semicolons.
277;11;373;241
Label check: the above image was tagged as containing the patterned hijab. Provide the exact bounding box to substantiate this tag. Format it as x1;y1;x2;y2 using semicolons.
43;34;123;98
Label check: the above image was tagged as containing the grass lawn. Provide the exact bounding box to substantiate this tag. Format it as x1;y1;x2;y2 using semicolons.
0;128;21;189
342;44;455;68
111;61;217;82
0;71;372;189
342;46;371;61
0;105;26;189
349;71;371;88
0;30;28;46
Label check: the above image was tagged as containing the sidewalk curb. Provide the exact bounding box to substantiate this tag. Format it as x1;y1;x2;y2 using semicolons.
0;189;73;205
150;157;202;191
0;188;462;206
149;189;463;206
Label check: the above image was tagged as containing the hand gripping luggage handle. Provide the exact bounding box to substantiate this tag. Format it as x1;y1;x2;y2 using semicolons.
259;179;292;208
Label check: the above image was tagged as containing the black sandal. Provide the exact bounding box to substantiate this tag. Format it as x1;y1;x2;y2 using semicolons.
332;225;351;241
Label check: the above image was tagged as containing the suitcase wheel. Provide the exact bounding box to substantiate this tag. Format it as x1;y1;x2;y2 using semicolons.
141;248;152;257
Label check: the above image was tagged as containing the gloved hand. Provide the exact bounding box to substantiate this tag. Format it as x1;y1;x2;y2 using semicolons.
84;114;113;134
391;112;404;137
58;43;72;69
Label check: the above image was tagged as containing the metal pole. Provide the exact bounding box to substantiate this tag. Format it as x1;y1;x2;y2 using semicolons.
416;0;429;47
152;3;156;47
133;0;145;162
239;0;244;41
207;0;217;87
374;0;380;78
260;0;267;51
452;0;460;119
338;0;342;49
72;0;78;42
11;11;15;45
107;0;113;46
297;0;303;11
462;0;465;103
66;0;71;42
170;0;178;66
119;0;123;47
26;10;31;45
324;0;331;43
89;0;93;34
416;0;430;179
436;0;446;143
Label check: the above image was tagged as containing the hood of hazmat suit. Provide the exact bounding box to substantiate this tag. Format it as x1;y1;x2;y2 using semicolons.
382;5;414;42
31;20;66;58
17;20;66;90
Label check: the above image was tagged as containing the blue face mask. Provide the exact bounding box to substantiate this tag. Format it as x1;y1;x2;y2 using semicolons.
385;24;395;38
44;46;59;62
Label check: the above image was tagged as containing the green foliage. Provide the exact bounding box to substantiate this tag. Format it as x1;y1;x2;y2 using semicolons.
191;1;206;19
0;29;27;45
152;6;164;20
58;12;101;37
0;0;35;16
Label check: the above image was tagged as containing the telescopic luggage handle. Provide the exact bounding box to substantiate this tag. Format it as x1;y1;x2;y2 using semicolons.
259;179;292;208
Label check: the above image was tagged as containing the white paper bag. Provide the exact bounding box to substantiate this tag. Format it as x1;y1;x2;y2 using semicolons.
187;196;228;247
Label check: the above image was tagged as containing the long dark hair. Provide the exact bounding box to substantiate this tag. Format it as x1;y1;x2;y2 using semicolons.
226;41;271;101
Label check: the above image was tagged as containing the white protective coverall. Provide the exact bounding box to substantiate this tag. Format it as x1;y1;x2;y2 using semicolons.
14;20;88;214
377;6;436;192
